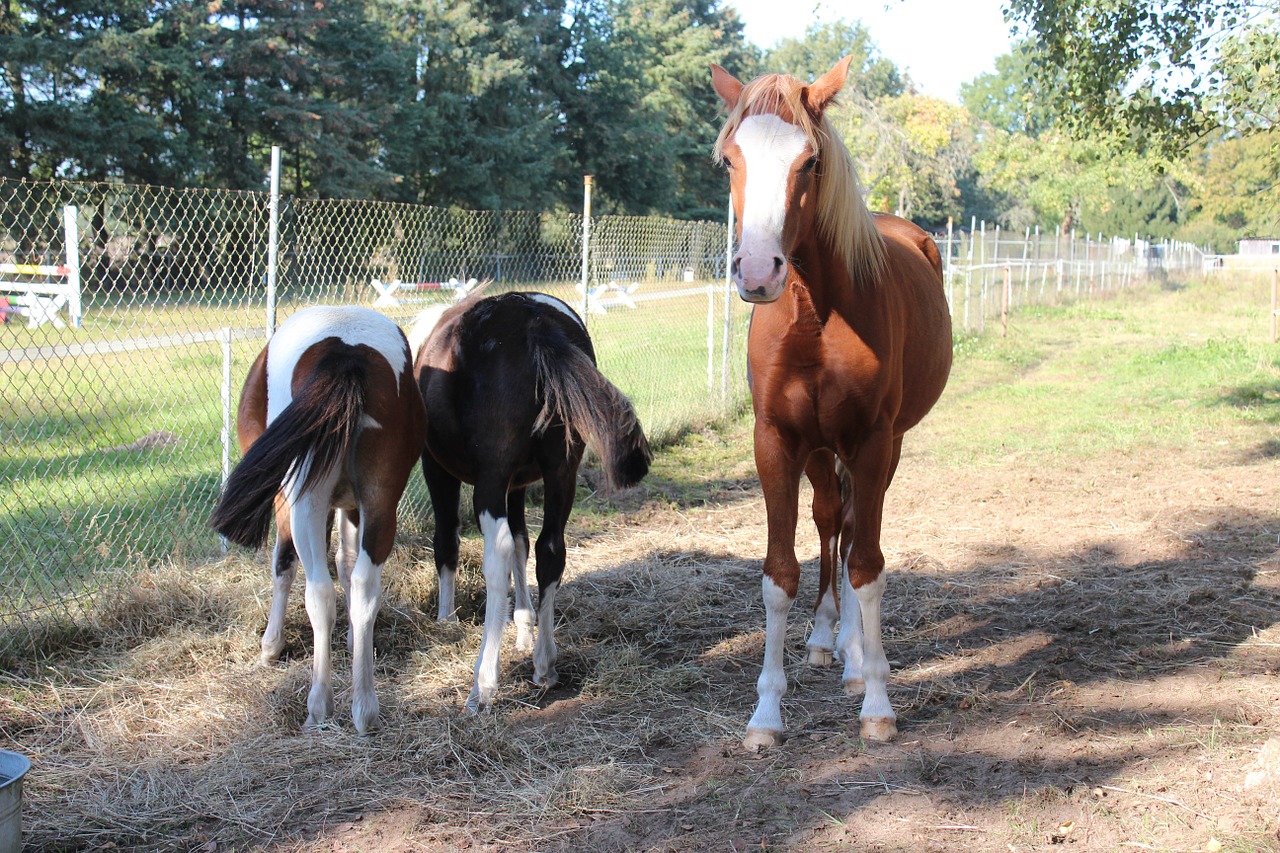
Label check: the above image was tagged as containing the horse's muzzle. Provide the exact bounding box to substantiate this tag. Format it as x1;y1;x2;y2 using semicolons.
732;252;787;303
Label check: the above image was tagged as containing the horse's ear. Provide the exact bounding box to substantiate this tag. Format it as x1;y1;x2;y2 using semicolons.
801;55;854;116
711;64;744;110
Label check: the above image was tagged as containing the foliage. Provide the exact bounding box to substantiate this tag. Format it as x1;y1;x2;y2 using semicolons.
765;20;904;99
1186;129;1280;236
1003;0;1272;149
959;42;1051;137
564;0;755;218
842;94;974;226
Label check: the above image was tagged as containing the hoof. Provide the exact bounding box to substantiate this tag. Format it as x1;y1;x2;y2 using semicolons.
533;668;558;689
743;727;783;752
843;677;865;695
463;691;493;716
860;716;898;742
806;645;834;667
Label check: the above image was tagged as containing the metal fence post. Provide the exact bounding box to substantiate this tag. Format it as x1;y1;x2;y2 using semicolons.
63;206;82;327
219;326;233;552
580;175;593;320
266;146;280;336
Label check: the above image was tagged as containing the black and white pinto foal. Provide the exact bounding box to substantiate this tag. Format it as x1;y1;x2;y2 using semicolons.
210;306;427;734
411;292;651;712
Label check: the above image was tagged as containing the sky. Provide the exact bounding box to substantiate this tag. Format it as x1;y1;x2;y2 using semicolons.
726;0;1020;103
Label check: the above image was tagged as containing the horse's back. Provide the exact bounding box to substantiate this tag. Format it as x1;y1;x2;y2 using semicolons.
416;293;591;486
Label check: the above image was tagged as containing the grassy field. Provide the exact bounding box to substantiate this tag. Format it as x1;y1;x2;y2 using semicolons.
5;270;1278;852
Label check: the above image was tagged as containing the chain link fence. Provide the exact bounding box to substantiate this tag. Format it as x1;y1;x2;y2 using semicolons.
0;176;749;652
1;176;1201;655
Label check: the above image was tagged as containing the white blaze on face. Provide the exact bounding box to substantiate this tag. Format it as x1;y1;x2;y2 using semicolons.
734;114;808;295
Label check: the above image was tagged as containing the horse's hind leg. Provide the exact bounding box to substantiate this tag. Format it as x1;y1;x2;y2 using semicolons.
508;489;535;653
261;493;297;666
348;504;395;736
468;479;518;712
292;482;338;729
531;451;578;689
804;451;841;667
422;450;461;621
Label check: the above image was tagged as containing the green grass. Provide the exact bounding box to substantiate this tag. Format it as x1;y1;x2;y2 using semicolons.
1;283;750;622
914;276;1280;466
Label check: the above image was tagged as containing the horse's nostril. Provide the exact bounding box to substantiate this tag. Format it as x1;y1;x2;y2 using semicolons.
732;257;741;275
772;257;784;272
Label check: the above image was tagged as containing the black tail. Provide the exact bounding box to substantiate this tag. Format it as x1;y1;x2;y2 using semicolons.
210;347;369;547
531;333;652;491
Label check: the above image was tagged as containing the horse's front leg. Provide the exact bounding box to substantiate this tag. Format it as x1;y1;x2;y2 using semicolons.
335;508;359;653
745;424;805;751
838;427;900;742
804;450;842;667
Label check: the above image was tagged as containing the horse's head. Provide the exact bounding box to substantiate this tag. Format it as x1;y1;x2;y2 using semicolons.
711;56;856;303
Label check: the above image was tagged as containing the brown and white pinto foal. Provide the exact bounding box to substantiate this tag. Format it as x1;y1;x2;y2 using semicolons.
711;58;953;748
210;306;427;734
411;292;651;712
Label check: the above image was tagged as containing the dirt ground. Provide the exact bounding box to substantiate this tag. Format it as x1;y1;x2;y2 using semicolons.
311;417;1280;853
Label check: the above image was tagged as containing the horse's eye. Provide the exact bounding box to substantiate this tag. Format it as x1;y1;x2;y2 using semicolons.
721;158;734;171
800;156;818;173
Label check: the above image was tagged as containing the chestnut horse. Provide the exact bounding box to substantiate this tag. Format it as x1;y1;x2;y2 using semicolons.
210;306;427;734
411;292;651;712
711;57;953;748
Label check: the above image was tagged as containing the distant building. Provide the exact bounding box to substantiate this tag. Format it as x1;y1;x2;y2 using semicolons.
1238;238;1280;256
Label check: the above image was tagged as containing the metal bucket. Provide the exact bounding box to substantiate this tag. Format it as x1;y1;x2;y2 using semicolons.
0;750;30;853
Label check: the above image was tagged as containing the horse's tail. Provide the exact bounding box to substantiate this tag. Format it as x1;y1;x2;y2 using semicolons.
530;331;652;491
210;346;369;547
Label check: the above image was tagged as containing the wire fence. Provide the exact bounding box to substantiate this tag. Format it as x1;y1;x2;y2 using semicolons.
0;175;1201;654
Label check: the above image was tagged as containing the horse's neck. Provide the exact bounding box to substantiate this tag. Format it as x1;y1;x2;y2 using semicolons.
789;236;857;322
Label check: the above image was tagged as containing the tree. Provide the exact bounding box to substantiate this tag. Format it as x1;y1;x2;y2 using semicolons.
562;0;754;218
765;20;904;99
1185;129;1280;235
1003;0;1272;148
958;41;1050;137
1;0;101;180
844;94;974;226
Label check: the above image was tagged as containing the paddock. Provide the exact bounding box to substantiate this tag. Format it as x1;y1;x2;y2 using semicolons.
6;276;1280;852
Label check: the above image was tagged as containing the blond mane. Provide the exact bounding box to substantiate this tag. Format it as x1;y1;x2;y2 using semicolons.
714;73;886;287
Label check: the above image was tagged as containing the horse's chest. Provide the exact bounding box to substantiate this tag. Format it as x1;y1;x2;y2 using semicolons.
753;328;882;439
